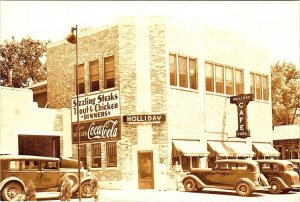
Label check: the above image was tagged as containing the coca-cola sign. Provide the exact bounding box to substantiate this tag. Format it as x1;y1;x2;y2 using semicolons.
72;118;121;143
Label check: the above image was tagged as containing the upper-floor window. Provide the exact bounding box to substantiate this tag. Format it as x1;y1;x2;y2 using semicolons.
104;56;115;89
205;61;244;96
106;142;117;167
169;53;198;90
92;143;101;168
250;72;269;101
76;64;85;94
89;60;99;92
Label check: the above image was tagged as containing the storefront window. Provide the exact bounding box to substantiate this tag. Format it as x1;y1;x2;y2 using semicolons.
80;144;87;167
169;54;177;86
92;143;101;168
178;56;188;88
89;60;99;92
189;58;197;89
106;142;117;167
104;56;115;89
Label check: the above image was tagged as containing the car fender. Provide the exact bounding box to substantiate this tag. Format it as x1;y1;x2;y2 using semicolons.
0;177;25;191
269;177;289;189
81;176;94;184
182;175;206;188
234;178;256;190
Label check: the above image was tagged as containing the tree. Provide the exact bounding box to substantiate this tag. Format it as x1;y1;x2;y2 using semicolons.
0;36;49;88
271;61;300;125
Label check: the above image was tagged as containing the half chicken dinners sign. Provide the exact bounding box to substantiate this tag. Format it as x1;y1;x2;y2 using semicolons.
71;90;120;122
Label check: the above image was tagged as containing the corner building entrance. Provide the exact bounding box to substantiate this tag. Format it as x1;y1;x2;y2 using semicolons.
138;151;154;189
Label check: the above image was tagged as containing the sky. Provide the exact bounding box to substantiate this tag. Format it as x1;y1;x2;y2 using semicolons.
0;1;299;66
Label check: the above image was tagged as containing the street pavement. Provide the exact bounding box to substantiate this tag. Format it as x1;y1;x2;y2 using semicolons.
37;188;300;202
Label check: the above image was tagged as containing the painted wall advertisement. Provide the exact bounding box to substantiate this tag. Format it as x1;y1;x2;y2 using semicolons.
72;118;121;143
71;90;121;143
71;90;120;122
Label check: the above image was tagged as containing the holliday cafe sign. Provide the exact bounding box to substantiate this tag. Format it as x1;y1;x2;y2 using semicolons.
72;118;120;143
230;94;254;138
71;90;120;122
123;114;166;124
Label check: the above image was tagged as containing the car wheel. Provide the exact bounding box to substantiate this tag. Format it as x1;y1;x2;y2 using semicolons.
62;173;79;194
183;179;197;192
81;180;93;198
268;180;282;194
1;181;24;201
281;188;290;194
235;182;253;196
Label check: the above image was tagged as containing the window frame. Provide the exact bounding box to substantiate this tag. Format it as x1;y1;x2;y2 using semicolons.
169;53;198;90
79;144;87;167
205;61;244;96
89;60;100;92
106;141;117;167
91;143;102;168
104;55;115;89
250;72;269;101
75;64;85;94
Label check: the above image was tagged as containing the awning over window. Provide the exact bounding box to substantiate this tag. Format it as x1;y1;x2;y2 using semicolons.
253;142;280;157
208;141;255;157
172;140;209;157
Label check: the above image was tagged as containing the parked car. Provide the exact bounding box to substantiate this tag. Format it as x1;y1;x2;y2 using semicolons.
256;159;300;194
288;159;300;175
182;159;270;196
0;155;94;201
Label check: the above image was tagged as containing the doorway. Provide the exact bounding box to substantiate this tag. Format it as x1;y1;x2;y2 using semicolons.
138;151;154;189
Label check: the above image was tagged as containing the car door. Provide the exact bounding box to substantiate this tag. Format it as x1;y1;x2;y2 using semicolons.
207;162;232;186
39;161;61;189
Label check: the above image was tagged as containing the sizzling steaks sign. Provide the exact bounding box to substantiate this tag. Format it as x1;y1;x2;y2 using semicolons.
230;94;254;138
72;118;121;143
71;90;120;122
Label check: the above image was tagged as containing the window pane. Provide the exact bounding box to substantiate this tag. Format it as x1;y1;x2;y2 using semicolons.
89;60;99;92
263;75;269;101
106;142;117;167
205;63;214;92
169;54;177;86
235;69;244;95
215;65;224;94
92;144;101;168
80;144;87;167
250;73;255;94
189;58;197;89
178;56;187;88
225;67;233;95
255;74;262;100
76;64;85;94
104;56;115;89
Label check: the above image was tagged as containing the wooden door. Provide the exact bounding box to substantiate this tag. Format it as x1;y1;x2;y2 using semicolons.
138;151;154;189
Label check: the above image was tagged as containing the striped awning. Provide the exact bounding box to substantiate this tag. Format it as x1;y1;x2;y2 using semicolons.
173;140;209;157
253;142;280;157
208;141;255;157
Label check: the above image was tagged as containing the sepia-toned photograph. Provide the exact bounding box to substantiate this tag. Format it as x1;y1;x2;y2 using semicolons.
0;1;299;201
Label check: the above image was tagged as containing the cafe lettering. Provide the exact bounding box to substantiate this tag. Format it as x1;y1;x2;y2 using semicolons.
230;94;254;138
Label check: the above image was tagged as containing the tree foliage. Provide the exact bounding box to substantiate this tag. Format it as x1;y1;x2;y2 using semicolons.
271;61;300;125
0;36;49;87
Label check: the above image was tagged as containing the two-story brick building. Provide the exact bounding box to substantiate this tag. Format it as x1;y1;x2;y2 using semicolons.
46;16;277;189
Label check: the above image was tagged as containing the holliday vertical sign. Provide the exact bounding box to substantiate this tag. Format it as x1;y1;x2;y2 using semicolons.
230;94;254;138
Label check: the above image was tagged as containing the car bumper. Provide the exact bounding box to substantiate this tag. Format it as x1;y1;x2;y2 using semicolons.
254;185;270;191
291;184;300;189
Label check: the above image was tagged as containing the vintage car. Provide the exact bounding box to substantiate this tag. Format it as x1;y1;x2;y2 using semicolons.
288;159;300;174
0;155;94;201
182;159;270;196
256;159;300;194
